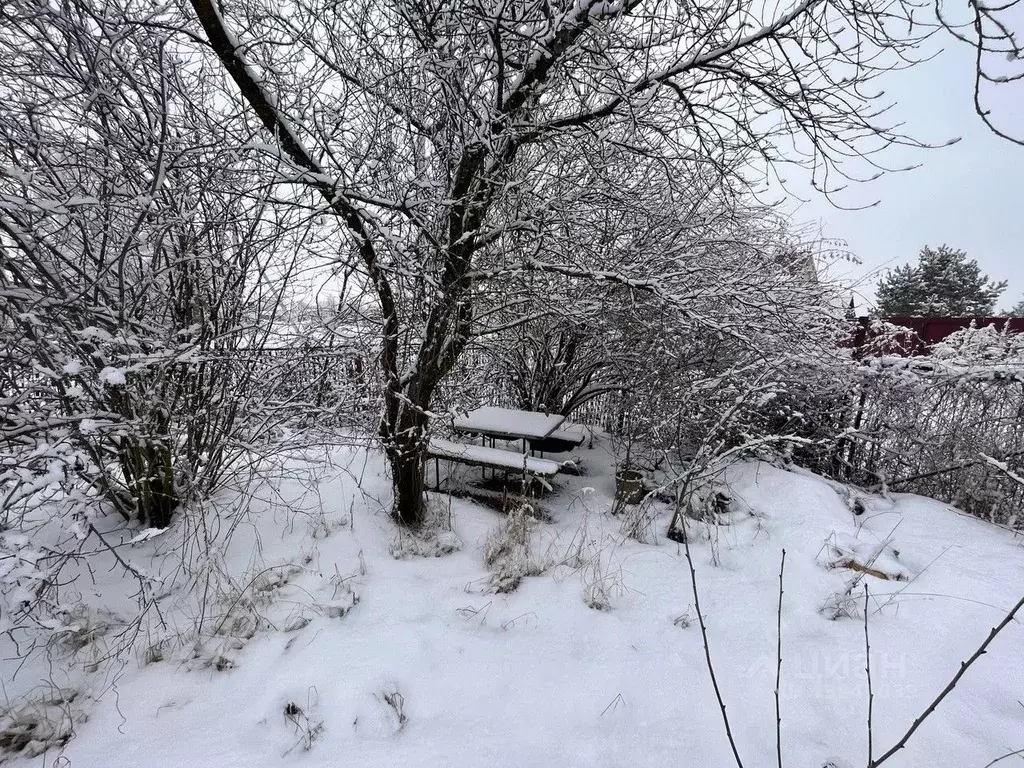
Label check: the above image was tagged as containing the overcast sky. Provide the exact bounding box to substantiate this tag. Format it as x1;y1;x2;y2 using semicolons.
784;34;1024;313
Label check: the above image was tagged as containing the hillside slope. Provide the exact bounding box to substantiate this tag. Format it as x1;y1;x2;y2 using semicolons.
5;436;1023;768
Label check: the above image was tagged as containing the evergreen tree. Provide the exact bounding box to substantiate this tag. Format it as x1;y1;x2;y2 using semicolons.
1008;299;1024;317
875;245;1007;317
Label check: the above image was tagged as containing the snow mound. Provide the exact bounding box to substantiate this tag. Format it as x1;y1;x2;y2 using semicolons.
4;439;1022;768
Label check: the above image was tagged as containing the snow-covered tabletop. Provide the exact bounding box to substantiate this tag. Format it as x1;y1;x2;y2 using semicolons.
537;424;587;446
452;406;566;441
427;438;562;477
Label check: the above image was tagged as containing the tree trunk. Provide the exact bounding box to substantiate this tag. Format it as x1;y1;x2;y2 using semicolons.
117;438;178;528
382;402;430;527
388;437;427;527
142;469;177;529
379;249;475;527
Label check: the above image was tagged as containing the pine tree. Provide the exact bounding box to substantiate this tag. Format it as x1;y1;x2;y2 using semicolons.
875;245;1007;317
1007;299;1024;316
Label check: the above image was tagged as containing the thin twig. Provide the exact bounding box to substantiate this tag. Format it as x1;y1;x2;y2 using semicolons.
871;593;1024;767
212;564;297;637
981;746;1024;768
775;548;786;768
680;507;746;768
882;449;1024;489
864;585;874;767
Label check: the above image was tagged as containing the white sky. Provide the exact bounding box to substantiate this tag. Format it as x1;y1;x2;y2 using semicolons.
786;36;1024;313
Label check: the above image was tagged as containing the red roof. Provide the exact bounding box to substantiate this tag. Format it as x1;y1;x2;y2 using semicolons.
853;316;1024;356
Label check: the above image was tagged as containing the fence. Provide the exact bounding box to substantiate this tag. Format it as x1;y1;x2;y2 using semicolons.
851;316;1024;356
834;361;1024;529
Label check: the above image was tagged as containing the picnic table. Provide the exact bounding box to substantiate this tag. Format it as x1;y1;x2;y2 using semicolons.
428;406;588;491
452;406;566;442
452;406;586;456
528;424;587;454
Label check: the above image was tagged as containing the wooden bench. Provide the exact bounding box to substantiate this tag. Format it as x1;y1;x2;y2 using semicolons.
427;438;562;478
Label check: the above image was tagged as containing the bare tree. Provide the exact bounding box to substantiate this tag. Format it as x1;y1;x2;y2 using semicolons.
182;0;937;525
933;0;1024;145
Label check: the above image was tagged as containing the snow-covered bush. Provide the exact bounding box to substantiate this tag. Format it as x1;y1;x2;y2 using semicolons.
931;322;1024;364
489;311;622;418
0;0;343;657
483;498;548;592
838;323;1024;527
3;1;241;523
600;242;853;530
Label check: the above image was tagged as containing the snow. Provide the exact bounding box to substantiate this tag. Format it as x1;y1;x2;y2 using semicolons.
452;406;566;440
127;528;167;545
546;424;588;444
76;326;113;343
427;437;562;476
98;366;126;386
3;435;1023;768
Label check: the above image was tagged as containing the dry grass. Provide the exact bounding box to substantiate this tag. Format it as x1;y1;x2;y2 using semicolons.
483;498;551;593
0;689;79;759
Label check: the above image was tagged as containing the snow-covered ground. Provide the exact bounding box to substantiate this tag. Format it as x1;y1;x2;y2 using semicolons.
3;433;1023;767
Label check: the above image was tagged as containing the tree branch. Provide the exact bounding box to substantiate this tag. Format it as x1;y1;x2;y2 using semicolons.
680;499;747;768
870;593;1024;767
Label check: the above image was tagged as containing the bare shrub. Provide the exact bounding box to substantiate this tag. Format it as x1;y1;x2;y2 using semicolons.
581;556;625;612
0;689;79;759
0;0;350;676
619;497;660;544
484;498;548;593
838;325;1024;529
283;690;325;754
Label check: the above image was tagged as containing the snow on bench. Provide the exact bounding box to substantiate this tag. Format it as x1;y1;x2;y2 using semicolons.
452;406;566;441
548;425;586;443
528;424;587;453
427;438;562;478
